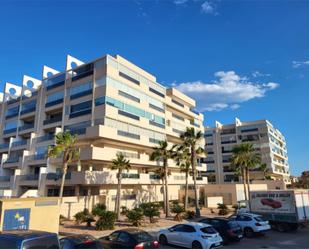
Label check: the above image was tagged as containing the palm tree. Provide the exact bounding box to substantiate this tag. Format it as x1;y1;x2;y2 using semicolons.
180;127;205;217
110;152;131;220
173;145;191;210
48;131;80;204
230;143;261;206
154;167;170;212
259;163;269;180
150;140;173;217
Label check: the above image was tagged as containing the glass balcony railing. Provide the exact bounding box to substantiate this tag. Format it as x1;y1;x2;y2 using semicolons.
4;157;20;164
190;108;200;115
18;123;34;131
43;116;62;125
69;109;91;119
28;154;47;161
3;128;17;135
122;173;140;179
70;89;93;100
0;143;9;149
149;174;161;180
45;99;63;108
36;134;55;143
20;107;36;115
0;176;11;182
45;73;66;91
20;174;39;181
71;63;94;82
46;172;71;180
11;140;27;147
5;112;19;119
22;91;38;100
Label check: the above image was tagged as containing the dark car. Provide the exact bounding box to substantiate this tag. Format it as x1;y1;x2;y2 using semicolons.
261;198;282;209
0;230;60;249
60;234;104;249
100;228;159;249
199;217;243;244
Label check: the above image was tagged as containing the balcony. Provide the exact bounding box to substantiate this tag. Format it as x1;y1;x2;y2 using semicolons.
43;116;62;126
71;64;94;82
45;73;65;91
190;121;200;128
0;143;9;151
18;174;39;186
22;91;38;100
3;128;17;135
18;123;34;132
45;99;63;108
5;112;19;119
3;157;21;168
20;107;36;116
69;109;91;119
221;140;236;144
36;134;55;143
0;175;12;189
70;89;93;100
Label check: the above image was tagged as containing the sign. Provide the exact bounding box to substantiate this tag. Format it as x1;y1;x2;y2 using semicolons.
3;208;31;230
250;191;295;214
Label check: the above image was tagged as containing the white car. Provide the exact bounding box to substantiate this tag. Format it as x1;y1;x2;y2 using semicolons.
158;222;223;249
229;213;271;237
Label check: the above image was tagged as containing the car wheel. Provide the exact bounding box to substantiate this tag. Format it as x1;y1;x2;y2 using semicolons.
159;235;168;245
192;241;203;249
244;227;254;238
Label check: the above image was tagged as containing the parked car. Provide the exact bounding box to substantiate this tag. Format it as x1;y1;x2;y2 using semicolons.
260;198;282;209
229;213;271;237
158;223;223;249
199;217;243;244
100;228;159;249
0;230;60;249
60;234;104;249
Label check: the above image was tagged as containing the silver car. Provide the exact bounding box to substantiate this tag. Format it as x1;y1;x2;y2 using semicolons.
158;222;223;249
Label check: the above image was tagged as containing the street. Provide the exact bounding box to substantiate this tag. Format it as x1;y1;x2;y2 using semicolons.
153;227;309;249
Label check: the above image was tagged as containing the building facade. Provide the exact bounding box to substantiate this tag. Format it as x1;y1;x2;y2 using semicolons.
0;54;207;209
204;118;290;184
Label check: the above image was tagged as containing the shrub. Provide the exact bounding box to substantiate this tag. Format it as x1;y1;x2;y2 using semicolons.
140;203;160;223
120;206;128;215
217;203;229;216
74;209;94;226
95;211;117;230
171;203;185;221
92;203;107;217
184;210;195;220
126;208;144;227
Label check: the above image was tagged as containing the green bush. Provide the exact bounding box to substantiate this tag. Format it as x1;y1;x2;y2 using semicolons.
126;208;144;226
171;203;185;221
74;209;94;226
217;203;229;216
92;203;107;217
184;210;195;220
140;203;160;223
95;211;117;230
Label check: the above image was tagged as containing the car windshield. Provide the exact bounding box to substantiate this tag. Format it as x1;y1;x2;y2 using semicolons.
254;216;266;222
0;238;18;249
200;226;217;234
132;232;152;242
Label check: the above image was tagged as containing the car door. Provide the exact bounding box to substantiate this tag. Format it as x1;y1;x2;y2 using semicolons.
167;224;185;246
235;215;251;230
181;225;197;248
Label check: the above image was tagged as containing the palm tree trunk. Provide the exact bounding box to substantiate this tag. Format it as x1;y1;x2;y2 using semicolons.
246;168;252;211
162;176;166;214
59;162;68;204
115;170;122;220
164;160;170;217
184;170;189;210
242;168;248;202
191;149;200;217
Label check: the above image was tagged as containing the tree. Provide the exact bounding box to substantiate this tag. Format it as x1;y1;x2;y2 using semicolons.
180;127;205;218
173;144;191;210
126;208;144;227
48;131;79;204
231;143;261;206
150;140;173;218
140;203;160;223
110;152;131;220
259;163;270;180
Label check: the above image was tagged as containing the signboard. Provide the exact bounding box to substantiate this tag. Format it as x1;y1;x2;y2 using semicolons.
250;191;295;214
3;208;31;230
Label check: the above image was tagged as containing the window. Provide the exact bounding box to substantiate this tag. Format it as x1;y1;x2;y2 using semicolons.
4;121;17;130
118;110;140;120
119;90;140;103
183;225;196;233
118;232;132;244
5;106;19;118
132;232;152;243
0;238;17;249
172;99;184;107
70;100;92;116
236;215;252;221
171;224;185;232
149;87;165;98
200;226;217;234
108;232;120;241
172;113;184;121
119;71;140;85
21;100;36;114
22;236;60;249
69;81;93;99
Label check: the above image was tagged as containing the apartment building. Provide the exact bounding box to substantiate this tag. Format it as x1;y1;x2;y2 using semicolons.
0;54;207;209
204;118;290;185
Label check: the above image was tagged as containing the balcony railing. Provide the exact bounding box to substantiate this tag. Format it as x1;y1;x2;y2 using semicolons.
43;116;62;125
18;123;34;131
0;176;11;182
45;73;66;91
122;173;140;179
71;63;94;82
11;140;27;147
190;108;200;115
22;91;38;100
0;143;9;149
5;112;19;119
70;89;93;100
20;107;36;115
3;128;17;135
45;99;63;108
20;174;39;181
4;157;20;164
28;154;47;161
36;134;55;143
69;109;91;119
46;172;71;180
149;174;161;180
68;127;87;135
7;97;20;105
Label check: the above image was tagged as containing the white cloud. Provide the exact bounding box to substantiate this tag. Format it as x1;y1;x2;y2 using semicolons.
175;71;279;112
201;1;216;14
252;70;271;78
292;60;309;68
174;0;189;5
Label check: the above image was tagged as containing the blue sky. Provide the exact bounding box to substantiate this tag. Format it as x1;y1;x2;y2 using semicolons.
0;0;308;175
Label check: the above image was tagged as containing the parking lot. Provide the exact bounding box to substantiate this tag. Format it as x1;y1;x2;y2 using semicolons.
154;227;309;249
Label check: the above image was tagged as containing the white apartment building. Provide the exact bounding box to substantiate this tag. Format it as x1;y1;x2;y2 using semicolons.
204;118;290;184
0;54;207;210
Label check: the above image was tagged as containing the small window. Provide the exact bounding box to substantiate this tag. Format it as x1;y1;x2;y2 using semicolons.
109;232;120;241
118;232;132;244
183;225;196;233
200;226;217;234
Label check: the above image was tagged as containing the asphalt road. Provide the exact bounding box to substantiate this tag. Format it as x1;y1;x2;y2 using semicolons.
153;227;309;249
